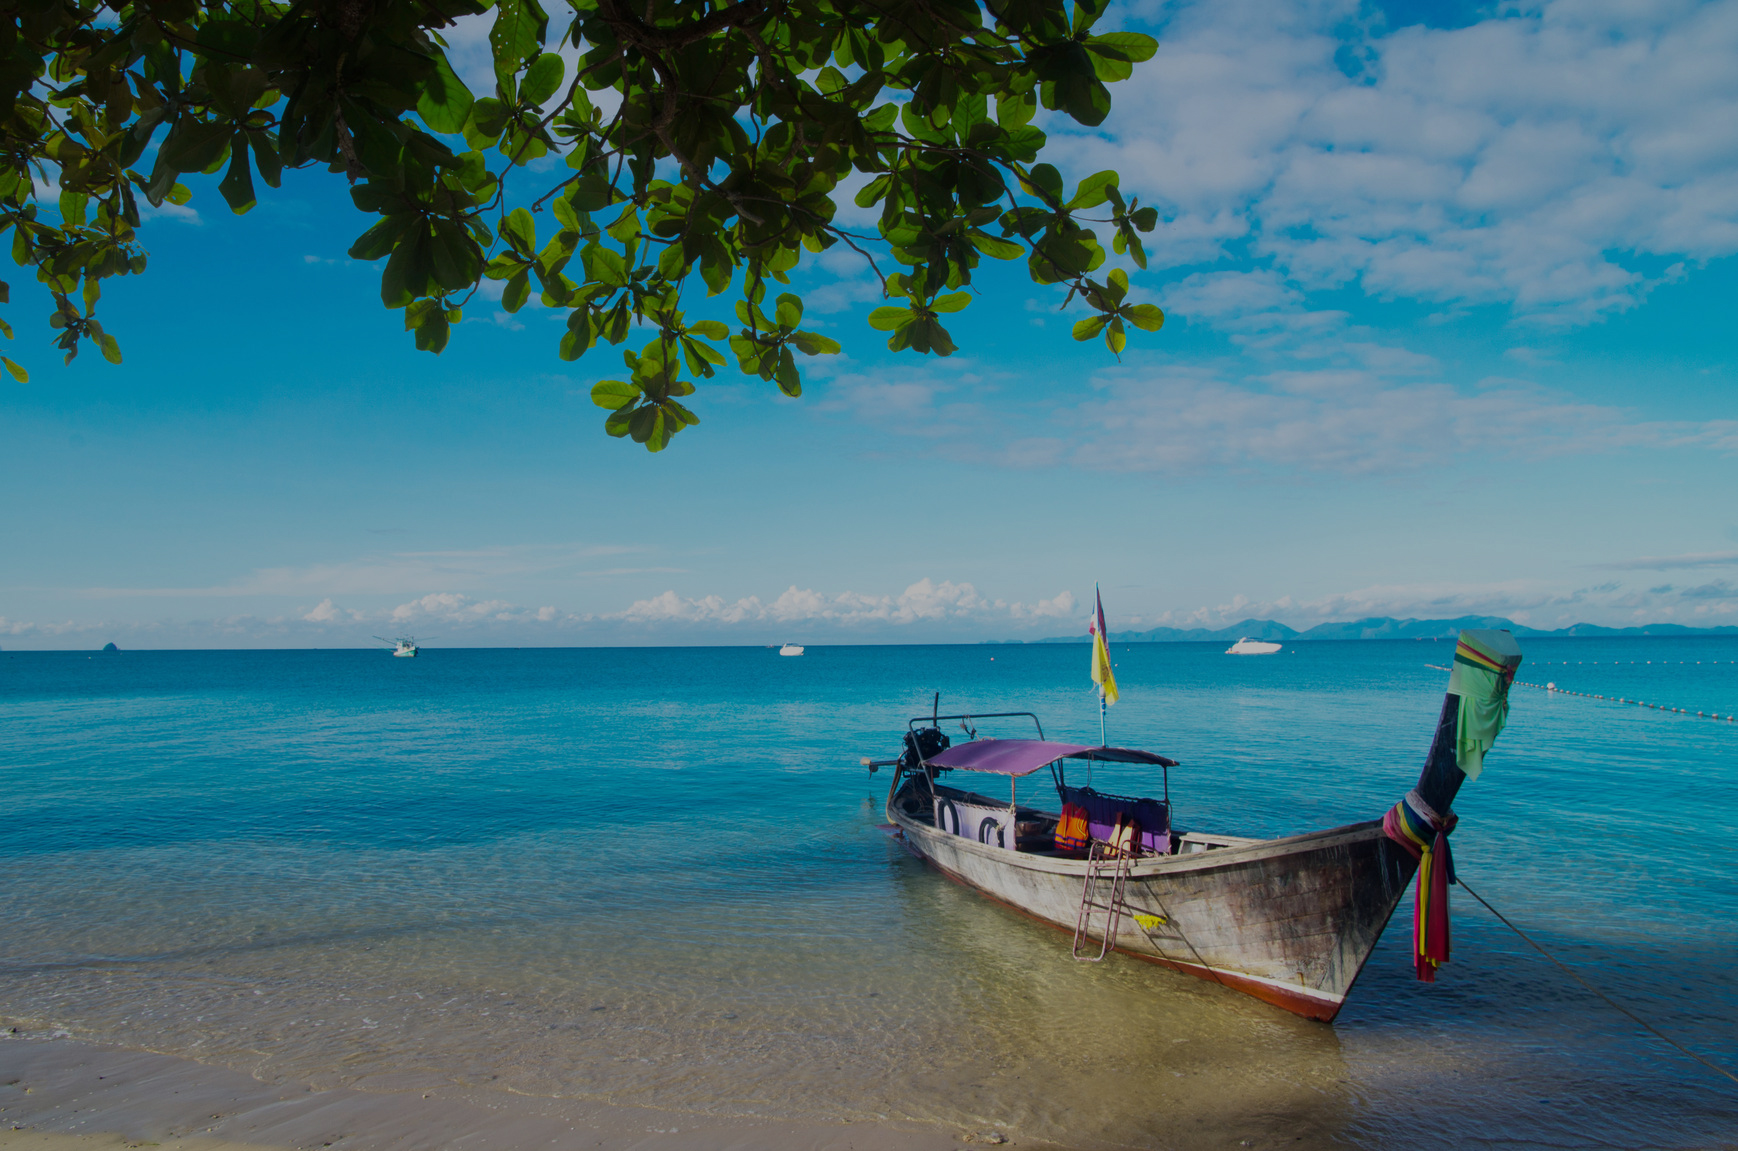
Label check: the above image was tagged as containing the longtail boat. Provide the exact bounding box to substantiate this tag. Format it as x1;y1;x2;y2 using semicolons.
870;629;1522;1022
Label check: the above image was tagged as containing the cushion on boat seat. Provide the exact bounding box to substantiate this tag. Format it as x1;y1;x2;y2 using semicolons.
1059;786;1169;854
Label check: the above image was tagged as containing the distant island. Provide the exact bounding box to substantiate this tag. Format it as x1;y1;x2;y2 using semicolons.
1017;615;1738;644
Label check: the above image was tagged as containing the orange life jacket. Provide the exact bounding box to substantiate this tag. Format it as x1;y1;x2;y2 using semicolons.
1054;803;1090;853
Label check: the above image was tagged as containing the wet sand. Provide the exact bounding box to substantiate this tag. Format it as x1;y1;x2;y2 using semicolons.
0;1038;974;1151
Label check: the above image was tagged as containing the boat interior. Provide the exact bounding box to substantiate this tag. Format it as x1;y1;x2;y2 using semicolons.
893;776;1258;857
889;710;1259;858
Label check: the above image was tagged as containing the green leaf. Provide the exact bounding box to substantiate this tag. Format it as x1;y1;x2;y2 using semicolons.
490;0;550;94
774;348;800;397
1023;163;1064;204
500;208;537;254
404;300;452;353
99;333;123;364
788;331;841;355
583;244;627;287
247;131;284;188
2;356;26;383
429;222;482;292
1105;316;1126;355
930;292;972;313
1066;170;1118;211
350;214;413;261
521;53;565;107
417;50;476;135
552;189;584;233
58;190;88;227
1073;0;1111;35
1123;303;1165;332
158;118;231;174
466;98;512;147
867;306;911;331
969;230;1024;260
218;136;257;214
628;404;661;443
1085;32;1159;70
380;225;428;308
1072;315;1108;341
591;379;641;410
774;293;803;329
503;270;531;312
854;174;891;209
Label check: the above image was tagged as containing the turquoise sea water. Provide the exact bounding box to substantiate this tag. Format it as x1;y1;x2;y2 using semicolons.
2;639;1736;1149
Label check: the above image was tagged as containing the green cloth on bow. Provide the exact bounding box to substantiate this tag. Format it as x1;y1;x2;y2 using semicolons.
1447;629;1524;781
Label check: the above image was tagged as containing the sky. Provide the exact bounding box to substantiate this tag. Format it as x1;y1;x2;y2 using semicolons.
3;0;1736;648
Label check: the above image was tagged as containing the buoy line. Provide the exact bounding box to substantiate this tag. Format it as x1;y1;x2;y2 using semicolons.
1423;665;1735;722
1529;660;1738;665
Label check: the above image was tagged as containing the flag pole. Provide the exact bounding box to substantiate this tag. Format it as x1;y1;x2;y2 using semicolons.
1090;581;1118;750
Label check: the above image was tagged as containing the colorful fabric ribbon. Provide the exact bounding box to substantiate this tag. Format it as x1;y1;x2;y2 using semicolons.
1383;790;1458;982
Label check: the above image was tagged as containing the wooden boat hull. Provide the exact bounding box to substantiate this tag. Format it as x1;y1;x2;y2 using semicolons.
887;805;1418;1022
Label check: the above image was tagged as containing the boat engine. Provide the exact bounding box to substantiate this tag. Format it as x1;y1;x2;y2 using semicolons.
899;726;950;771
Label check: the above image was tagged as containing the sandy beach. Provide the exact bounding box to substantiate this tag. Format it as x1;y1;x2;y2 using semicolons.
0;1037;976;1151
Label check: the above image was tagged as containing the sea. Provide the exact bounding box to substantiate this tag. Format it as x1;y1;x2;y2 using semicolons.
2;638;1736;1150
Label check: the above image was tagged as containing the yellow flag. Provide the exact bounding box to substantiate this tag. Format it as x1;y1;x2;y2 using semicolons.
1090;585;1118;705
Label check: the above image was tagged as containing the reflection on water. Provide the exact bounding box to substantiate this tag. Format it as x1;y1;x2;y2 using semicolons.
2;643;1736;1149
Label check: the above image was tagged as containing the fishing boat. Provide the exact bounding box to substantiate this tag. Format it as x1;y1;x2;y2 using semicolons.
374;635;420;658
779;643;805;657
1226;637;1282;654
868;628;1523;1021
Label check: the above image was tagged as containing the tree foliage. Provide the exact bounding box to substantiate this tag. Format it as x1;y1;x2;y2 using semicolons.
2;0;1163;449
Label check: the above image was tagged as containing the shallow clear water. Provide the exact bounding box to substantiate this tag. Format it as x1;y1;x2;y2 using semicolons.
2;640;1736;1149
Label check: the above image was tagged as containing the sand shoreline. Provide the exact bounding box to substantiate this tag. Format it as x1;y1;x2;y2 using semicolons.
0;1037;988;1151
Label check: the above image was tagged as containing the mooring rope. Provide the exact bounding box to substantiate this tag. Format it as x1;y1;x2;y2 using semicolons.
1423;665;1735;722
1457;877;1738;1089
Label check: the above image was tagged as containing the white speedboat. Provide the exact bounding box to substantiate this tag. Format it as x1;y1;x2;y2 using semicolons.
374;636;420;657
778;643;805;657
1226;637;1282;655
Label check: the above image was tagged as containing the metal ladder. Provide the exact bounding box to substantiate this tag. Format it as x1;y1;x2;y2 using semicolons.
1071;841;1134;961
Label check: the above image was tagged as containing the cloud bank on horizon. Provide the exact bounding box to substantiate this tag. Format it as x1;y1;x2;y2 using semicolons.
6;558;1737;647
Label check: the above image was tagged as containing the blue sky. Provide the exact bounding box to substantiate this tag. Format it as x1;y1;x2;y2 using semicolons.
3;0;1736;648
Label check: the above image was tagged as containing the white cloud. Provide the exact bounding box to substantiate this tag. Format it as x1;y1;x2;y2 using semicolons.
300;597;357;623
1057;0;1738;324
387;592;563;624
1592;551;1738;571
75;543;644;599
1060;363;1712;474
612;580;1075;628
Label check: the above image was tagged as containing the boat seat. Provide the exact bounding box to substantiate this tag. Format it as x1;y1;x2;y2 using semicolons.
1059;786;1170;855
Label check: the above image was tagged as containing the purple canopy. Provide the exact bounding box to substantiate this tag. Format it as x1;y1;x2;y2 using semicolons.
923;739;1177;776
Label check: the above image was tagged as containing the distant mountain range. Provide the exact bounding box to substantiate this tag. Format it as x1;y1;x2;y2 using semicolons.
1023;615;1738;644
